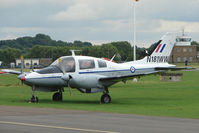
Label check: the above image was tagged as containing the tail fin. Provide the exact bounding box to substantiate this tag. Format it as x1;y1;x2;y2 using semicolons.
150;33;176;57
129;33;176;64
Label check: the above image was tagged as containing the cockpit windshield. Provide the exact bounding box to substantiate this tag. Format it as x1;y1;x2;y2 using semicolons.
37;65;62;74
50;57;75;73
62;57;75;72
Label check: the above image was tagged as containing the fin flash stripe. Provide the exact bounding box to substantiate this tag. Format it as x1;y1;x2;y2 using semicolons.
155;44;162;53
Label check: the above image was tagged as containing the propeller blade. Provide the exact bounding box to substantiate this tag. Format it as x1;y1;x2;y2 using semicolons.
68;85;72;96
61;74;73;96
68;75;73;96
59;58;73;96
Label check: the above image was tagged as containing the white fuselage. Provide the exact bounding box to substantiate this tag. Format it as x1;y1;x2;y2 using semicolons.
23;56;175;92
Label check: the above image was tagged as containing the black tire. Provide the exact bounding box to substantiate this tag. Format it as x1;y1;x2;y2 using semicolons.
52;92;62;101
101;94;111;104
30;96;39;103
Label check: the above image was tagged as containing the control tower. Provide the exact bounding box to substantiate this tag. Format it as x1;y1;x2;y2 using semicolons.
171;30;197;63
175;30;192;46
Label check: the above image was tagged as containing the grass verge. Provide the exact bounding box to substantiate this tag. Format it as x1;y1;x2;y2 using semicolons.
0;70;199;119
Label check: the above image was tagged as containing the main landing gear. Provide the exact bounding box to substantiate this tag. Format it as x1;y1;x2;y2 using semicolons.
101;87;111;104
52;89;63;101
52;92;63;101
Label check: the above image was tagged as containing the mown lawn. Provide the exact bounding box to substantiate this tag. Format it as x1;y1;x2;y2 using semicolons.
0;70;199;119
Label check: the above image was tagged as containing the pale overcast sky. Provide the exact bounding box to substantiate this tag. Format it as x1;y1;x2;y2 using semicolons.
0;0;199;47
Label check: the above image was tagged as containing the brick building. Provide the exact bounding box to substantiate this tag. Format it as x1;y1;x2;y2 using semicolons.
171;45;197;63
170;33;198;63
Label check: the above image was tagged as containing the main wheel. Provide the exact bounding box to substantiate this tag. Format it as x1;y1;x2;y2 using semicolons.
30;96;39;103
52;92;62;101
101;94;111;104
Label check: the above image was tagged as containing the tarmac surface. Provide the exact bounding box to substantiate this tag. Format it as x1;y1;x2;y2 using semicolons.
0;106;199;133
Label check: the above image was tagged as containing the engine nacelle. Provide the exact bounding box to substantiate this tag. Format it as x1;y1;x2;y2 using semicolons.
69;74;104;89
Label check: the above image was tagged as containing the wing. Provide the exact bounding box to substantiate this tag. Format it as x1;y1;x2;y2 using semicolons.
155;67;195;71
99;71;158;82
99;67;195;83
1;69;21;75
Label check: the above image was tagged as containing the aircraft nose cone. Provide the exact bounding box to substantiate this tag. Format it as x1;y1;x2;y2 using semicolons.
17;74;26;80
20;77;26;81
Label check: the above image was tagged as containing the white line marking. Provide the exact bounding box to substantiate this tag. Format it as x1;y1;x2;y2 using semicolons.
0;121;120;133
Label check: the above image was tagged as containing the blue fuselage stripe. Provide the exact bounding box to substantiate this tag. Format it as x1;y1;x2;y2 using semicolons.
79;69;130;74
26;76;62;80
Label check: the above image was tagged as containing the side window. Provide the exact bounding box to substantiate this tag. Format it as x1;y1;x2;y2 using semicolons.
98;60;107;68
79;59;95;70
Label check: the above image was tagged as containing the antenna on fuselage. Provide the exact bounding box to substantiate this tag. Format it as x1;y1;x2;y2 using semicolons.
110;54;116;62
70;50;82;56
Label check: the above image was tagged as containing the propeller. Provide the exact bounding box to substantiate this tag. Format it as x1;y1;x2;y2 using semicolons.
59;58;73;96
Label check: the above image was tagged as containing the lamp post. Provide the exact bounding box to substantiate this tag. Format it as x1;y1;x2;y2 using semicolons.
133;0;139;61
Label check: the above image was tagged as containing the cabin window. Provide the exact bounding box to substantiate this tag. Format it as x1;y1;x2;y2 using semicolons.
98;60;107;68
79;59;95;69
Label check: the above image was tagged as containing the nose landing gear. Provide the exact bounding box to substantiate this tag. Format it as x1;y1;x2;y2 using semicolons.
30;85;39;103
30;95;39;103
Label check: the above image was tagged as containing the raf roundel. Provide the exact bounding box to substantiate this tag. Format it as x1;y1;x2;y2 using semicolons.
130;66;136;73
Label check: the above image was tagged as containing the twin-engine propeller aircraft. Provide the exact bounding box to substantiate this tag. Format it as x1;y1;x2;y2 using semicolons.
2;33;191;103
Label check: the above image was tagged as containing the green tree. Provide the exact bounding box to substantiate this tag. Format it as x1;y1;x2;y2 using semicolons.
191;41;199;51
